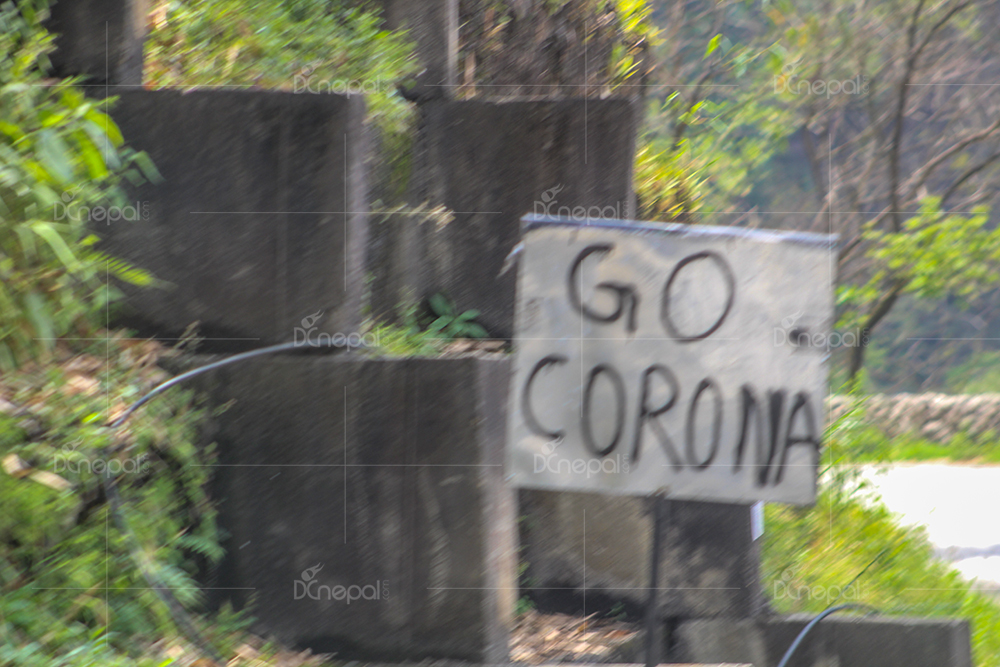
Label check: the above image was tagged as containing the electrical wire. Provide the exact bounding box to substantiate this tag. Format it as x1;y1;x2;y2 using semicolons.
776;603;879;667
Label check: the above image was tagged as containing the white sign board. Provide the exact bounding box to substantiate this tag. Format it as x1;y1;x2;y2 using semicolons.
506;216;837;505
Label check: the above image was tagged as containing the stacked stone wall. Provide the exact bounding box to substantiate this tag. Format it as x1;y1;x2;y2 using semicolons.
828;394;1000;442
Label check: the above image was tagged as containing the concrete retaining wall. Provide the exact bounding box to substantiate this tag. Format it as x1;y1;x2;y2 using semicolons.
195;354;515;662
370;98;638;338
103;90;369;349
46;0;146;85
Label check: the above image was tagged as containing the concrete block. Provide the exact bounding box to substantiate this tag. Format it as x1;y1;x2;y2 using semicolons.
519;493;764;620
675;618;767;666
371;98;637;337
197;355;516;662
762;614;972;667
102;90;369;348
379;0;458;97
46;0;147;86
676;615;972;667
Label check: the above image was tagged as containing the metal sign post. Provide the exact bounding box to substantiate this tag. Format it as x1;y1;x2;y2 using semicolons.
644;493;668;667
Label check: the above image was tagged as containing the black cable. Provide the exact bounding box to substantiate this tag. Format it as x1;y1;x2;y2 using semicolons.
110;340;323;429
776;603;879;667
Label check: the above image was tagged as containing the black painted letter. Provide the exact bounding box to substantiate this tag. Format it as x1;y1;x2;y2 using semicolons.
775;392;819;484
631;364;683;470
581;364;627;457
686;378;723;469
661;251;735;342
522;355;568;441
568;244;639;332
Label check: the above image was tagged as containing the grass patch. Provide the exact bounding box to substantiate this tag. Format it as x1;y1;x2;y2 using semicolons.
761;404;1000;666
763;474;1000;666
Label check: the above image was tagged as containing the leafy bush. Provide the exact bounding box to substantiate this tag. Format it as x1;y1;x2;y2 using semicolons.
636;33;796;222
366;314;444;357
0;2;156;370
145;0;417;138
0;336;223;664
145;0;419;202
426;293;488;340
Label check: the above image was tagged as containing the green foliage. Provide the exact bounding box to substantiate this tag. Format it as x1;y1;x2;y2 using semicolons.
871;200;1000;300
365;301;446;357
634;133;709;221
515;596;536;617
607;0;659;89
946;350;1000;394
145;0;418;138
637;37;796;221
426;293;489;340
0;633;173;667
762;482;1000;667
840;199;1000;323
364;286;491;357
0;2;157;369
837;200;1000;383
763;407;1000;666
198;601;258;660
0;338;222;663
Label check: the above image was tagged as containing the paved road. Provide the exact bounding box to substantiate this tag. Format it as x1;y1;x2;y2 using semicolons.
859;463;1000;594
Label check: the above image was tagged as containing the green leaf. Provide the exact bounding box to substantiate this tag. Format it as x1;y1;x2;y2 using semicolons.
36;130;74;183
464;323;489;339
84;109;123;146
427;316;449;333
72;129;109;179
22;291;54;345
29;221;82;272
131;150;162;183
704;34;722;59
429;293;453;317
0;121;25;142
83;250;158;287
82;120;121;170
